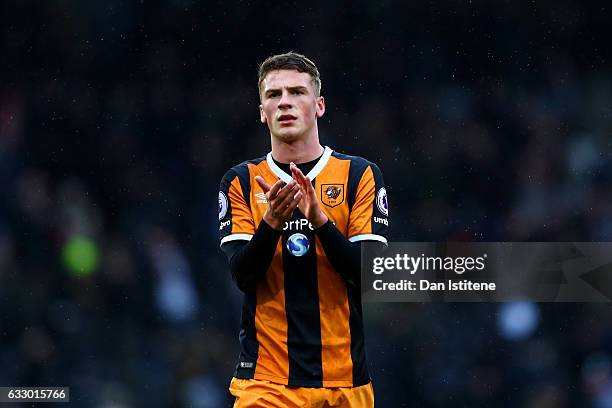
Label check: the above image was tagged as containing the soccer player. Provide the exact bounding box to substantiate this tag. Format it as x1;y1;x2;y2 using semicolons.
219;52;389;407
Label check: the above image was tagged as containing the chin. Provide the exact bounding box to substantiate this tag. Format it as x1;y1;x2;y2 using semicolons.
273;128;304;142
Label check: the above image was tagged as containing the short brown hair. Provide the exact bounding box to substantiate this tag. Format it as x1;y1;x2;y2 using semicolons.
258;51;322;98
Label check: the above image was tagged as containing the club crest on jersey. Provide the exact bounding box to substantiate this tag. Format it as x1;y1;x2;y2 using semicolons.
218;191;228;220
376;187;388;216
321;184;344;208
287;233;310;256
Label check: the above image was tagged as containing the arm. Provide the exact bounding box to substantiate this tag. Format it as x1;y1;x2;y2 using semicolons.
314;220;361;286
219;169;302;292
315;220;387;287
289;162;387;287
221;220;281;293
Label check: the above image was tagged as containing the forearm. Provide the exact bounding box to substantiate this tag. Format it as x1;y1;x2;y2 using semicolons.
222;221;281;292
314;221;362;287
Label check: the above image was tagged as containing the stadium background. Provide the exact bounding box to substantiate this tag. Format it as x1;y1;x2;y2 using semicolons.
1;1;612;406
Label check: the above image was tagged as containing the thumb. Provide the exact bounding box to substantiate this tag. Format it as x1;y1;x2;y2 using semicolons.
255;176;271;193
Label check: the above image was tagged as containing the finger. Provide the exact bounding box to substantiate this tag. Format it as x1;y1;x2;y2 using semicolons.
274;183;299;210
287;166;312;201
301;173;313;193
304;176;316;196
280;191;302;218
273;189;299;220
255;176;272;193
289;162;301;179
267;179;286;199
290;163;308;187
295;190;306;212
272;180;296;202
304;177;319;205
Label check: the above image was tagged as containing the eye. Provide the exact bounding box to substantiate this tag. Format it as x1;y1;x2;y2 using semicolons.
291;89;304;95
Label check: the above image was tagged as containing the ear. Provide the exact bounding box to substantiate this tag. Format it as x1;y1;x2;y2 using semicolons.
315;96;325;118
259;104;267;124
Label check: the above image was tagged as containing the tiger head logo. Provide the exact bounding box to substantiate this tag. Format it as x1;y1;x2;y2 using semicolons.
321;184;344;208
325;186;342;199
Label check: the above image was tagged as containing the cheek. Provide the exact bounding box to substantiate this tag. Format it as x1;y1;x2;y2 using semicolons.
300;103;316;118
262;107;273;122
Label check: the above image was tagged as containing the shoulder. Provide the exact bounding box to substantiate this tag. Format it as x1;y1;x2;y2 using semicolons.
331;150;383;178
221;155;267;182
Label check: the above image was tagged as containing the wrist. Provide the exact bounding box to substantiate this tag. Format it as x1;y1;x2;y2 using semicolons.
263;212;284;231
311;211;329;229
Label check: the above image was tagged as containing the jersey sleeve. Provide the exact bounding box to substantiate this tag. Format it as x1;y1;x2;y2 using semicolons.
347;162;388;244
219;168;255;247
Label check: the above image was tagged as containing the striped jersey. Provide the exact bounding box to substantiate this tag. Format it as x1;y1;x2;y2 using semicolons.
218;146;389;387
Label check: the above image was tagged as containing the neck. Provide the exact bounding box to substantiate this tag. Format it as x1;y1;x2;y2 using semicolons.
270;134;324;164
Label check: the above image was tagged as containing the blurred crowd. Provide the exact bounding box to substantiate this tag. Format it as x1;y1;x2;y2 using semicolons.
1;0;612;406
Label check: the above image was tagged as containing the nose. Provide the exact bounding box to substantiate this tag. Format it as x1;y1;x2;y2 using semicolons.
278;90;292;109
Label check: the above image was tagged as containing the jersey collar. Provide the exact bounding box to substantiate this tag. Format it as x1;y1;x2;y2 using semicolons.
266;146;333;184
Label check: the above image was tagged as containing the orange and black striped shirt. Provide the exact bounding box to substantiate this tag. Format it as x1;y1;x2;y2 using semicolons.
218;146;389;387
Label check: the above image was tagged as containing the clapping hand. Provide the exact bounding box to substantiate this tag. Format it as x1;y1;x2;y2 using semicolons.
255;176;303;231
290;163;328;228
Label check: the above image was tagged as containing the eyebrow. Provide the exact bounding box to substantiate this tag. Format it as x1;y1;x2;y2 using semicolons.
264;86;309;96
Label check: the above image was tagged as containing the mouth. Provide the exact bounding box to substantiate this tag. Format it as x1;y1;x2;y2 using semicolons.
277;114;297;124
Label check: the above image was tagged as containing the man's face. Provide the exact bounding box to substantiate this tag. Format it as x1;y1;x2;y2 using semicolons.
259;69;325;142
